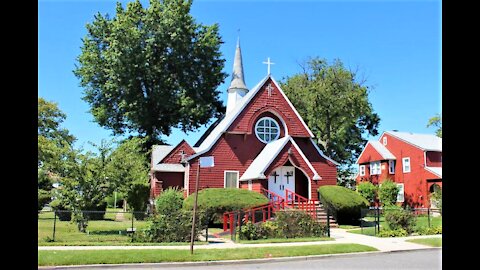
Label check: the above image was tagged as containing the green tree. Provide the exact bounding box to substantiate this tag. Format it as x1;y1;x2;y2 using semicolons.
38;97;76;209
107;137;151;216
281;57;380;183
427;114;442;138
356;181;377;204
74;0;227;149
378;179;400;206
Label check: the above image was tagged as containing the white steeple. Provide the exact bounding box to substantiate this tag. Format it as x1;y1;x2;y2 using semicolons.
226;38;248;114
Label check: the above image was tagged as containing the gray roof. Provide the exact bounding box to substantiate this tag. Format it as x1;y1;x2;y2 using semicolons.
370;141;396;160
151;145;175;168
386;131;442;151
425;167;442;178
152;163;186;172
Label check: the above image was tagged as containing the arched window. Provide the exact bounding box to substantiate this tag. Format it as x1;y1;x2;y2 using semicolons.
255;117;280;143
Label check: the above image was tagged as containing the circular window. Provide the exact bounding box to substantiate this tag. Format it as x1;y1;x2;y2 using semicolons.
255;117;280;144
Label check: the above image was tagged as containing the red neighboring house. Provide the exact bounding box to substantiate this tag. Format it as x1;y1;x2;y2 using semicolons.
355;131;442;208
150;41;338;204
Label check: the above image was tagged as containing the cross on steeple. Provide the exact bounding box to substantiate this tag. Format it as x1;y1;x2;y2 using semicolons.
271;171;279;184
262;57;275;75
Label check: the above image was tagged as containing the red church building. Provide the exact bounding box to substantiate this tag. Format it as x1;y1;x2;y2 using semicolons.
355;131;442;208
150;41;338;204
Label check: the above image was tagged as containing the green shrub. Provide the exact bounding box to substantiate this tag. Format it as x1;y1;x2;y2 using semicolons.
318;185;369;225
416;226;442;235
126;181;150;220
274;209;326;238
82;201;107;220
378;179;399;206
384;206;416;233
183;188;268;224
378;228;408;237
258;221;280;239
239;222;260;240
50;199;72;221
38;189;51;211
356;182;377;204
139;210;201;242
155;187;184;216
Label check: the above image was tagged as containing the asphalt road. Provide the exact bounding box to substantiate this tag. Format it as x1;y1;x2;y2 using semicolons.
44;249;441;270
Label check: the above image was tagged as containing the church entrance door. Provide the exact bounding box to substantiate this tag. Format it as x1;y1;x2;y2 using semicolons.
268;166;295;199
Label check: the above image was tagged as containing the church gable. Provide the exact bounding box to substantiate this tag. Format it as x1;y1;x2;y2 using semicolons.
161;140;195;164
227;77;313;138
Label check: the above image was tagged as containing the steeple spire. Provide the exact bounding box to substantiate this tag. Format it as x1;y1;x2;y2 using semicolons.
226;36;249;114
228;37;248;90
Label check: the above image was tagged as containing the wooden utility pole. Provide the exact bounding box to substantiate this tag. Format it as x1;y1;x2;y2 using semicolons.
190;162;201;254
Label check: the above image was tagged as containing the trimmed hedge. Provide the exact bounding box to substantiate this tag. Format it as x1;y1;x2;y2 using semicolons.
318;185;369;225
183;188;269;224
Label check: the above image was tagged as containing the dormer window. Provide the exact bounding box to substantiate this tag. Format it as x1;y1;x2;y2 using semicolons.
255;117;280;144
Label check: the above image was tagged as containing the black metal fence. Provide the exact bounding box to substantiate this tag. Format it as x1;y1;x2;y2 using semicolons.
359;207;442;236
38;209;154;244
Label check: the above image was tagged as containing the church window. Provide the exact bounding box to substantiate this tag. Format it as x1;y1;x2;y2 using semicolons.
255;117;280;143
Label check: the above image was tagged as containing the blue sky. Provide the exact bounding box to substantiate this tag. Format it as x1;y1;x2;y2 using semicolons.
38;0;441;152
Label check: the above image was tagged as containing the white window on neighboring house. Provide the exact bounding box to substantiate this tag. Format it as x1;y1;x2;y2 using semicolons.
359;165;366;176
397;183;405;202
402;157;411;173
370;161;381;175
224;171;239;188
388;160;395;174
383;136;387;146
248;180;253;191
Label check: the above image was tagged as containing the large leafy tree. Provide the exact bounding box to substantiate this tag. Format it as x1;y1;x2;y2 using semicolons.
281;58;380;186
427;114;442;138
38;98;76;209
74;0;227;149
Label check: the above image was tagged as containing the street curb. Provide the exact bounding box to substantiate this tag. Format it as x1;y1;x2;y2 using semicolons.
38;248;441;269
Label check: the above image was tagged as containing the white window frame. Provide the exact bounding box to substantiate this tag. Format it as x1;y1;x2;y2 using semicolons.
402;157;411;173
388;160;395;174
359;165;366;176
383;136;387;146
370;161;381;175
248;180;252;191
224;171;239;188
396;183;405;202
255;117;280;144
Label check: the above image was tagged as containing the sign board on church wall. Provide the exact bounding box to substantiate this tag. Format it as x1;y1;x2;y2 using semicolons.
199;156;215;168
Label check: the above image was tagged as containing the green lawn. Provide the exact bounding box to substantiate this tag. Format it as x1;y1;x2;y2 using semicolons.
406;238;442;247
347;215;442;237
38;244;377;266
339;225;360;229
238;237;333;244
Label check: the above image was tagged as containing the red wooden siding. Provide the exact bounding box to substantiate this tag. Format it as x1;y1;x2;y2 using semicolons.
355;132;442;208
161;140;196;164
228;78;311;137
357;143;387;164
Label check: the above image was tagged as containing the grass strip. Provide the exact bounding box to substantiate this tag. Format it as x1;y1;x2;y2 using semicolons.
238;237;333;244
406;238;442;247
39;244;377;266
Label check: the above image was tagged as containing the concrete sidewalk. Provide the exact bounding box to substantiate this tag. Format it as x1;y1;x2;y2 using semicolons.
38;228;441;252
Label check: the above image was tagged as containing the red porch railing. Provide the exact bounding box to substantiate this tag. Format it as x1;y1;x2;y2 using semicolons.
223;202;276;234
260;187;289;211
285;189;318;220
